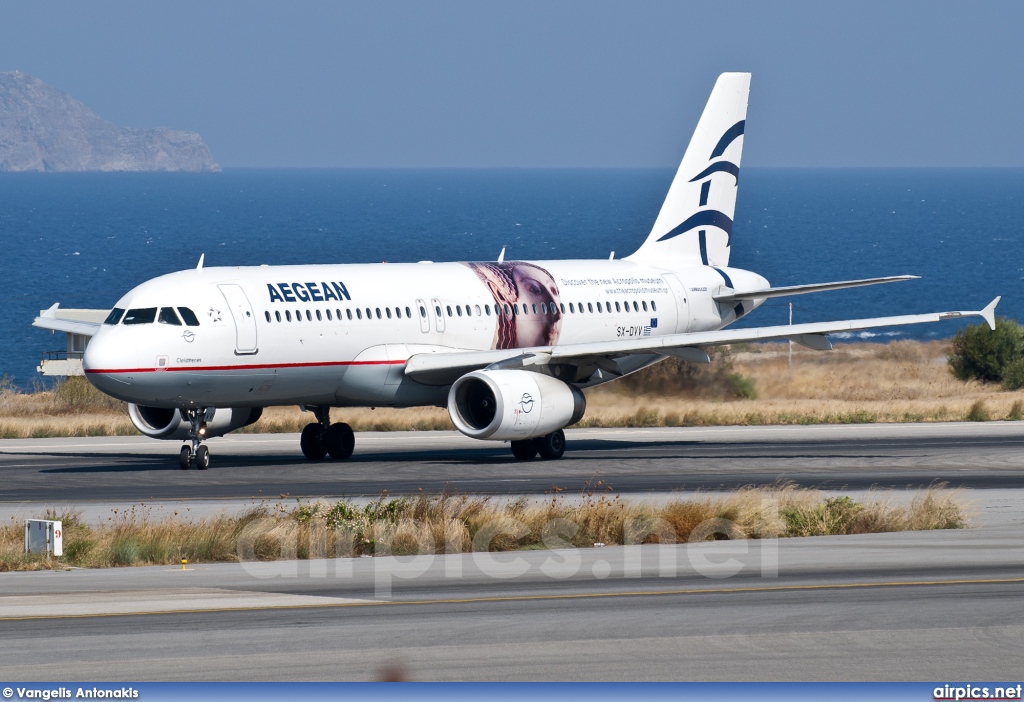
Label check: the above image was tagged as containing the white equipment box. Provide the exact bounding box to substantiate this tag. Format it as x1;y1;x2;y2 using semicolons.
25;519;63;557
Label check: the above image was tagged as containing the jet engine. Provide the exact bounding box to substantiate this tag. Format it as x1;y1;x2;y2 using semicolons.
127;404;263;440
448;369;586;441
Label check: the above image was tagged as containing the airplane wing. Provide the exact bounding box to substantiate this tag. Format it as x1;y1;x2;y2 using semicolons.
712;275;919;303
404;297;999;385
32;303;103;337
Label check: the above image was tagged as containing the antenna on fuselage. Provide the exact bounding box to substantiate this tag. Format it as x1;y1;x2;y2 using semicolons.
196;254;205;270
609;251;615;260
497;247;505;264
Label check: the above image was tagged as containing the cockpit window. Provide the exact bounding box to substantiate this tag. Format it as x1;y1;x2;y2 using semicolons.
158;307;182;326
104;308;125;325
177;307;201;326
123;308;157;325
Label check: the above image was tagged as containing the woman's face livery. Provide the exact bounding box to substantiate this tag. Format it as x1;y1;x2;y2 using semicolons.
512;264;561;346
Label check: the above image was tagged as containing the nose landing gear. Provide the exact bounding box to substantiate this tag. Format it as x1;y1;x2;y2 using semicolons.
300;406;355;460
179;408;211;470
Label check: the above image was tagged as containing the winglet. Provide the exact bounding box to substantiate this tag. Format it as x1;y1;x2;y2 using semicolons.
42;302;60;318
981;297;1000;331
497;247;505;264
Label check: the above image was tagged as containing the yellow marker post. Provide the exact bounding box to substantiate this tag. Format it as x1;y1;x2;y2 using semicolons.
181;559;187;571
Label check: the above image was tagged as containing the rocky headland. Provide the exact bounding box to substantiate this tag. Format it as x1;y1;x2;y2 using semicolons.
0;71;219;172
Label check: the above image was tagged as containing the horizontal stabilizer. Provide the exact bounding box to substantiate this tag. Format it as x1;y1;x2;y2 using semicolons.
712;275;919;303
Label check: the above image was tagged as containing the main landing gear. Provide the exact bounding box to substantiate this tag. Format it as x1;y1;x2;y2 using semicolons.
179;408;211;470
510;429;566;461
300;406;355;460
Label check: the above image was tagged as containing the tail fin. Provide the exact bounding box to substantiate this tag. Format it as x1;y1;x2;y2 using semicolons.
626;72;750;270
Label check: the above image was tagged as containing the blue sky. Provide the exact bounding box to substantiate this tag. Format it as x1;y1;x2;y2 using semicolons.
2;1;1022;168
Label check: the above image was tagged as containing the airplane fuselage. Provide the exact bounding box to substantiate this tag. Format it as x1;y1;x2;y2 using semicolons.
83;259;768;409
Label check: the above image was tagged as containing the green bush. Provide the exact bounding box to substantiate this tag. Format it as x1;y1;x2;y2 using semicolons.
948;317;1024;384
1001;358;1024;391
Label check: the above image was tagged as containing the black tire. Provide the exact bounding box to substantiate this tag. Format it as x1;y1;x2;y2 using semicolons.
510;439;538;460
535;429;566;460
195;445;210;470
300;423;327;460
324;423;355;460
179;446;192;470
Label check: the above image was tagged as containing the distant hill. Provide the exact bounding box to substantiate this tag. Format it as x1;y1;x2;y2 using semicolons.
0;72;219;172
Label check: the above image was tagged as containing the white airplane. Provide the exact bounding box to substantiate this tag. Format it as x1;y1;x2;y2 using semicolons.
34;73;998;469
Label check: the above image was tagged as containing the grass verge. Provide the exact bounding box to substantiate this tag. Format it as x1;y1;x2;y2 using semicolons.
1;486;966;571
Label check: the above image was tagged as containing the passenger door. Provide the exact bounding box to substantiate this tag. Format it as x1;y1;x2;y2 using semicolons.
431;298;446;333
218;284;259;354
416;299;430;333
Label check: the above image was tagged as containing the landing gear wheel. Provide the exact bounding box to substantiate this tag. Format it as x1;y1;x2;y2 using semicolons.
300;422;327;460
534;429;566;460
195;445;210;470
511;439;539;461
324;423;355;460
179;445;192;470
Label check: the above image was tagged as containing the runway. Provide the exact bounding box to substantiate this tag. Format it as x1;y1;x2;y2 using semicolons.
2;521;1023;681
1;422;1023;504
2;423;1023;681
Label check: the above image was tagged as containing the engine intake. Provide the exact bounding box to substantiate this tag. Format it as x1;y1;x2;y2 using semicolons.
128;404;263;440
448;369;585;441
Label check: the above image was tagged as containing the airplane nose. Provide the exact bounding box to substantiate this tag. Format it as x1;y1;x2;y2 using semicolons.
83;330;138;399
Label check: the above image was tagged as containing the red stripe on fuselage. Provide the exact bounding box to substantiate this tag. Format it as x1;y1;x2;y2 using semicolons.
84;360;405;374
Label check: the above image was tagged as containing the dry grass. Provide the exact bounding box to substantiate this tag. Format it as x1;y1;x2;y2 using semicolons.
1;340;1022;437
1;486;967;571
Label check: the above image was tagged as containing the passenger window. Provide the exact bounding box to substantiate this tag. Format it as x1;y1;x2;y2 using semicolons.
386;308;392;319
503;304;510;316
123;307;157;325
104;308;125;325
538;303;545;314
446;305;453;317
512;305;518;316
464;305;470;317
395;308;401;319
633;301;639;312
485;305;491;316
275;311;282;322
475;305;481;316
569;303;575;313
304;310;311;321
366;308;372;319
326;309;332;321
346;309;353;320
316;310;322;321
560;303;566;314
435;305;442;317
406;306;412;318
375;308;381;319
615;301;621;313
356;309;363;320
587;303;593;313
264;311;271;323
420;306;427;318
285;310;292;322
642;301;648;312
177;307;201;326
651;301;657;311
523;304;529;315
596;302;602;313
336;309;342;320
456;306;462;317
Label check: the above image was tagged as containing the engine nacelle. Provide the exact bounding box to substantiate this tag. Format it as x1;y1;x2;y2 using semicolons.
128;404;263;440
448;369;586;441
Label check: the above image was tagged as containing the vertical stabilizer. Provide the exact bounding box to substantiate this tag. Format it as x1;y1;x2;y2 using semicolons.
626;72;750;270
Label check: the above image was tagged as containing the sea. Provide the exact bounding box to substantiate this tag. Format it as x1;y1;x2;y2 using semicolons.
0;168;1020;389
